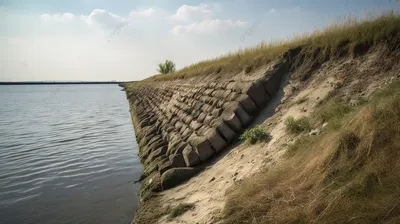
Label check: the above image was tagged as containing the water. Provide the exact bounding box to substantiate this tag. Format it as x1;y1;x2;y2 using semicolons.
0;85;142;224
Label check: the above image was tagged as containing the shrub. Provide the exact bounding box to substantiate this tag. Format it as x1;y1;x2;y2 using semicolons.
239;125;271;144
157;60;176;74
284;116;312;134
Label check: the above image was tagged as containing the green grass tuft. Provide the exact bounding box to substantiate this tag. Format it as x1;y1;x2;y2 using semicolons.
284;116;312;134
239;125;271;144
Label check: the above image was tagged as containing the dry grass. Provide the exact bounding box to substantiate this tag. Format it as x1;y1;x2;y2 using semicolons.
168;203;195;219
222;80;400;224
126;11;400;90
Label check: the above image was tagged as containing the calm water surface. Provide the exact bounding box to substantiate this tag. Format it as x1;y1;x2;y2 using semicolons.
0;85;142;224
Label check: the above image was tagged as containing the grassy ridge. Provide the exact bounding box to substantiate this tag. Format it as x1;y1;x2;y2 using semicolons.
126;11;400;88
222;80;400;224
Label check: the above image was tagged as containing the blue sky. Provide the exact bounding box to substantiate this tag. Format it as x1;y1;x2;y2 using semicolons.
0;0;399;81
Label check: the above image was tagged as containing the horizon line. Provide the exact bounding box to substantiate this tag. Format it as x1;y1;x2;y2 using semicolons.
0;81;136;85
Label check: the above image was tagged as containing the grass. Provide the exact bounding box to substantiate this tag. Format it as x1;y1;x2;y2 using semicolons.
295;97;309;104
315;99;353;128
169;203;195;219
285;135;315;158
132;197;170;224
285;116;312;134
222;80;400;224
239;125;271;144
133;201;194;223
126;11;400;89
313;96;371;130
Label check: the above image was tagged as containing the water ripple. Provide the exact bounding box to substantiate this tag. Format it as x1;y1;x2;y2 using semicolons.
0;85;142;224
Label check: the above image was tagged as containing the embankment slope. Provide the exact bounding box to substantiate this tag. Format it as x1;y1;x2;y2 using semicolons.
123;13;400;224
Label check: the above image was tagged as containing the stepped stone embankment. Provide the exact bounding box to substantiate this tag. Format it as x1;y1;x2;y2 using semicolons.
124;49;301;199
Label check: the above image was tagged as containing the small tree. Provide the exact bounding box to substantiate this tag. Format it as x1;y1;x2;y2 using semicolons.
157;60;176;74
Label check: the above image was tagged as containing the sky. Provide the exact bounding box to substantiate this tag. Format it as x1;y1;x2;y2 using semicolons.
0;0;399;81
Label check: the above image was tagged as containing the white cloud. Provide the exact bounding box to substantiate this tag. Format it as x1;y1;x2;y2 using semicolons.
171;19;248;34
80;9;127;29
270;8;276;13
130;8;155;17
40;9;128;29
40;13;74;23
170;4;213;21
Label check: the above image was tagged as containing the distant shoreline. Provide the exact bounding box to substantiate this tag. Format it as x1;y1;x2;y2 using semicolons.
0;81;135;86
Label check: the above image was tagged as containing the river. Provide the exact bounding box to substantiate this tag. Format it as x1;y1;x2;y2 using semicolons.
0;85;142;224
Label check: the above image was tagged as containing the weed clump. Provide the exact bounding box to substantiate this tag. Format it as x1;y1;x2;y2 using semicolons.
239;125;271;144
285;116;312;134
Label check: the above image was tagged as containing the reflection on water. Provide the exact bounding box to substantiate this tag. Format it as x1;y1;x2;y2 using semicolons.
0;85;142;224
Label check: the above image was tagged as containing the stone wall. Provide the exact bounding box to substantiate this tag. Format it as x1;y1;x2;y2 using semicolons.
125;61;289;196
